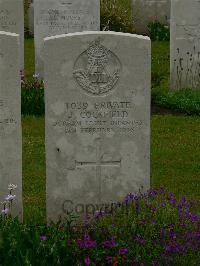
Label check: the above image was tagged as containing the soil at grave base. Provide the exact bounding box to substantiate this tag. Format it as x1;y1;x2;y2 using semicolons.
151;104;186;116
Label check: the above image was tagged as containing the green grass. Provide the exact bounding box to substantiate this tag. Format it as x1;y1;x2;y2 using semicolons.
24;38;35;79
22;116;200;223
152;115;200;200
22;116;45;224
152;41;169;88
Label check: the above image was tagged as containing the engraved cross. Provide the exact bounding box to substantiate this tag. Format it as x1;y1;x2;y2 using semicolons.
75;138;121;203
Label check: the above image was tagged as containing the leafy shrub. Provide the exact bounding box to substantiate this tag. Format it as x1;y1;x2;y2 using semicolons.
21;78;44;116
152;87;200;115
148;21;170;41
0;188;199;265
100;0;133;32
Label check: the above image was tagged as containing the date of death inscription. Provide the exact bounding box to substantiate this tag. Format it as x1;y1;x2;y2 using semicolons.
52;101;143;135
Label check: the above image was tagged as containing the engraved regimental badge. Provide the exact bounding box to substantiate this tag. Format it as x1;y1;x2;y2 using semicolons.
73;39;121;96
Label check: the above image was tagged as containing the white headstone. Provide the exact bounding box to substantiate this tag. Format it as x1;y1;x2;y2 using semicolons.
170;0;200;90
44;31;151;222
132;0;170;34
0;31;22;220
0;0;24;71
34;0;100;79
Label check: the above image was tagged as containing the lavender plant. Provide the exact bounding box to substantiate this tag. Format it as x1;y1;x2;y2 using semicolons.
1;184;17;218
0;188;199;265
172;46;200;90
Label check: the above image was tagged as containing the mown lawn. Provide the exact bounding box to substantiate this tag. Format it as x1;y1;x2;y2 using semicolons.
22;116;200;223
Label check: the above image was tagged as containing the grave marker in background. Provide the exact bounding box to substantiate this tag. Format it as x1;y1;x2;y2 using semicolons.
132;0;170;34
0;31;23;220
34;0;100;79
44;31;151;222
0;0;24;71
28;0;34;36
170;0;200;90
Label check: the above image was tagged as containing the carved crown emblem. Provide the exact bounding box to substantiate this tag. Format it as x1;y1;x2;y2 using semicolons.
73;39;121;96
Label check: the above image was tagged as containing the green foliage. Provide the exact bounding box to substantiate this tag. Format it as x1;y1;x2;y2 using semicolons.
0;189;199;265
22;116;45;224
152;87;200;115
22;79;44;116
100;0;133;32
0;216;78;266
148;21;170;41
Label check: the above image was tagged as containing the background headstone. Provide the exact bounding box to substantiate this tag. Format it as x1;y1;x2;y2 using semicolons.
170;0;200;90
132;0;170;34
0;31;23;220
44;31;151;222
34;0;100;79
28;0;34;36
0;0;24;71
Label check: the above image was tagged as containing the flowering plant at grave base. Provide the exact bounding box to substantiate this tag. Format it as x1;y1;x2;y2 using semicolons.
0;187;199;265
1;184;17;218
74;187;200;265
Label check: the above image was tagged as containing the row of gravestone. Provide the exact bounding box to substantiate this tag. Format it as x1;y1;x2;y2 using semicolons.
28;0;171;36
0;30;150;222
1;0;200;90
0;0;199;222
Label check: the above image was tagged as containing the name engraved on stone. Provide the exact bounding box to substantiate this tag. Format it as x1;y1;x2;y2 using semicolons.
73;39;121;96
75;138;121;203
0;9;16;30
52;100;143;135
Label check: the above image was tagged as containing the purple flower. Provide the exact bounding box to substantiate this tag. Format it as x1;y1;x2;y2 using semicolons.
77;234;97;248
160;202;166;207
135;200;141;215
106;256;113;264
1;208;9;215
123;193;134;204
119;247;128;255
103;237;116;248
169;197;176;205
169;231;177;240
186;212;198;221
40;235;47;241
135;235;145;245
5;194;16;201
84;257;91;266
147;189;157;198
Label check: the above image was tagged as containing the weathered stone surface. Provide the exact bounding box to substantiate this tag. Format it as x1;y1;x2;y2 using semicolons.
170;0;200;90
132;0;170;34
0;0;24;71
44;31;151;222
0;31;22;220
34;0;100;79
